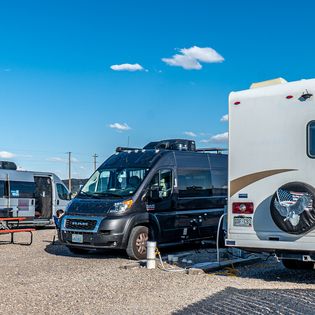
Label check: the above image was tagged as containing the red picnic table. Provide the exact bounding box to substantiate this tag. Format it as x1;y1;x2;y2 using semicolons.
0;217;35;245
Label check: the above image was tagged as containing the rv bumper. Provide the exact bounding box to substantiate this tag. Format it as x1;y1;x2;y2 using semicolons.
59;215;130;249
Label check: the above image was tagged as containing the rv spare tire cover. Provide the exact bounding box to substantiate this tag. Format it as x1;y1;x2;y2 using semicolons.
270;182;315;235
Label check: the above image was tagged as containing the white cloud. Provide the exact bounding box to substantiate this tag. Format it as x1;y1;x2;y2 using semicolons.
220;114;229;122
109;122;131;131
48;156;79;163
162;46;224;70
0;151;16;158
211;132;229;143
184;131;197;137
181;46;224;63
110;63;145;72
162;55;201;70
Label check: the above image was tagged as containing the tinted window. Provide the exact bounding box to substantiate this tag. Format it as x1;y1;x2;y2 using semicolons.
9;181;35;198
211;168;228;196
149;169;173;199
308;121;315;157
57;184;69;200
178;169;212;198
0;180;5;197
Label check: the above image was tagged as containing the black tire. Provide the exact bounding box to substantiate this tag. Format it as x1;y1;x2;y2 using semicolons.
126;226;149;260
67;246;90;255
282;259;314;270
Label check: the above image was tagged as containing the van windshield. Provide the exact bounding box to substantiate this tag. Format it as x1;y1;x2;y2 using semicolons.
80;168;150;198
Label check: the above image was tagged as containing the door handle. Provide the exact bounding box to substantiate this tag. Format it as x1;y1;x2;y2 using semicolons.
57;200;60;206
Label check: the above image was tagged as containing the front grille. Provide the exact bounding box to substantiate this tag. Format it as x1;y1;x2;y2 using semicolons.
65;219;97;230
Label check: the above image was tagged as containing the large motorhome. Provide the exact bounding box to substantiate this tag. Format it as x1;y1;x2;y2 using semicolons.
60;139;227;259
0;161;70;226
226;77;315;269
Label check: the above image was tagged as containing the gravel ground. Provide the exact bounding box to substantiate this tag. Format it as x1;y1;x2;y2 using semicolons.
0;229;315;315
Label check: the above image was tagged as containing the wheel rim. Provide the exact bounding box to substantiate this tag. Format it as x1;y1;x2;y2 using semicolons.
135;232;148;255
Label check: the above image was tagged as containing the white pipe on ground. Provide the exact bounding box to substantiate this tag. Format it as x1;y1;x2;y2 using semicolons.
146;241;156;269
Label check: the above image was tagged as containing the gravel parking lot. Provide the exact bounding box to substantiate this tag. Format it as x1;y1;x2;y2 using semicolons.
0;229;315;315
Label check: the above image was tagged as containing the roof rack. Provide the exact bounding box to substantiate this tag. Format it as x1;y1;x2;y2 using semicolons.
115;147;142;153
195;148;228;154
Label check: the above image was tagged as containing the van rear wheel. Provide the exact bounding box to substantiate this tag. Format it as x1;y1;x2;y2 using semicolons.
126;226;149;260
282;259;314;270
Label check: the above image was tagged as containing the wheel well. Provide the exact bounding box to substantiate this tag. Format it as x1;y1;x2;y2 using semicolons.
133;222;158;241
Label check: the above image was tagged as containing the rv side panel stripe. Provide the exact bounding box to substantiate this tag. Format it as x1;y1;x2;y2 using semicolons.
230;169;297;197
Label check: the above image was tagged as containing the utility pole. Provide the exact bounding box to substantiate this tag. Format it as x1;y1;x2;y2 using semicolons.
93;154;98;172
67;152;72;192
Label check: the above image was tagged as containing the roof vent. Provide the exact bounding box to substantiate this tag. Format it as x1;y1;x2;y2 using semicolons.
143;139;196;151
0;161;17;170
250;77;287;89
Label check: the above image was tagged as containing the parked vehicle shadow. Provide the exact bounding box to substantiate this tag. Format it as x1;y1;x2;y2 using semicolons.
44;242;128;260
174;287;315;315
228;255;315;284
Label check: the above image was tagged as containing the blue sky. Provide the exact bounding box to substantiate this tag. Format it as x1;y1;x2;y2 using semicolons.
1;0;315;179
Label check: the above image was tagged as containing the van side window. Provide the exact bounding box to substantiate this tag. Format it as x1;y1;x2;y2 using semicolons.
9;181;35;198
57;184;69;200
307;121;315;157
178;169;212;198
0;181;4;198
149;170;173;199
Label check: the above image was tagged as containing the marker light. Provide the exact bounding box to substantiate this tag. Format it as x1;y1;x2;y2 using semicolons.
286;95;294;99
232;202;254;214
234;101;241;105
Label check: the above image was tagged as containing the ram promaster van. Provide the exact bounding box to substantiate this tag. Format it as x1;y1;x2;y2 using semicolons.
227;77;315;269
60;139;228;259
0;161;70;226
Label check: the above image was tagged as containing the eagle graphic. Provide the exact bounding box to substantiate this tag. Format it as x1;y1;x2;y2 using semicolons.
274;189;312;227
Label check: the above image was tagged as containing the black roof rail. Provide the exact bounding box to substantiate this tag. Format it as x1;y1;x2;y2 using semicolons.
115;147;143;153
195;148;228;154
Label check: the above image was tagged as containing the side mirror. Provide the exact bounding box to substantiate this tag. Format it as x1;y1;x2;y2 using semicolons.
149;187;160;201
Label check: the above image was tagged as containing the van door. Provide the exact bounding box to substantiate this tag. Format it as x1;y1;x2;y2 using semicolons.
176;168;225;240
55;183;70;213
146;169;179;243
34;176;53;219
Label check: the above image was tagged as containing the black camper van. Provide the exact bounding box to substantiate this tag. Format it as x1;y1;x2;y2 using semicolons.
60;140;227;259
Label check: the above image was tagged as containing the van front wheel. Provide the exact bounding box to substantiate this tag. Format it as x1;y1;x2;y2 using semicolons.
126;226;149;260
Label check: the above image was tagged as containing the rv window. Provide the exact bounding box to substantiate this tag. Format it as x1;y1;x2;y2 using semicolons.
9;181;35;198
308;121;315;157
178;169;212;198
57;183;69;200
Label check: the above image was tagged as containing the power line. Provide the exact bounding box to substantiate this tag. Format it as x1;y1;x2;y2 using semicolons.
67;152;72;192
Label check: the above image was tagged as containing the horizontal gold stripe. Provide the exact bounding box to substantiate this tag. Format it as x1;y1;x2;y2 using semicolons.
230;169;296;197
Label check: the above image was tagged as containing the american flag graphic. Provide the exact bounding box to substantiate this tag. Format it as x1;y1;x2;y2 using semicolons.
277;189;313;210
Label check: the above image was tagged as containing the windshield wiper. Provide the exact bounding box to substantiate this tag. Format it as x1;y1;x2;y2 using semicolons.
78;191;95;198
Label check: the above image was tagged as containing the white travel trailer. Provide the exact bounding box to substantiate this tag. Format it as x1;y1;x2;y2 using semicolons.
226;77;315;268
0;162;70;226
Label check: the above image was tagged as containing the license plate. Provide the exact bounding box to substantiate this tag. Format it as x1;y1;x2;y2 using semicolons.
234;216;252;227
72;234;83;243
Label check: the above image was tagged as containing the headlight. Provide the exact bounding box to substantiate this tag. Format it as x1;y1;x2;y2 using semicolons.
109;199;133;214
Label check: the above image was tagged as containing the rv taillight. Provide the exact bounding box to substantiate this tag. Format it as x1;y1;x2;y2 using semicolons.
234;101;240;105
232;202;254;214
286;95;294;99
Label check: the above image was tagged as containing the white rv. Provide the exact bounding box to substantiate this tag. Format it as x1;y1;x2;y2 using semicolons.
227;77;315;269
0;162;70;226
